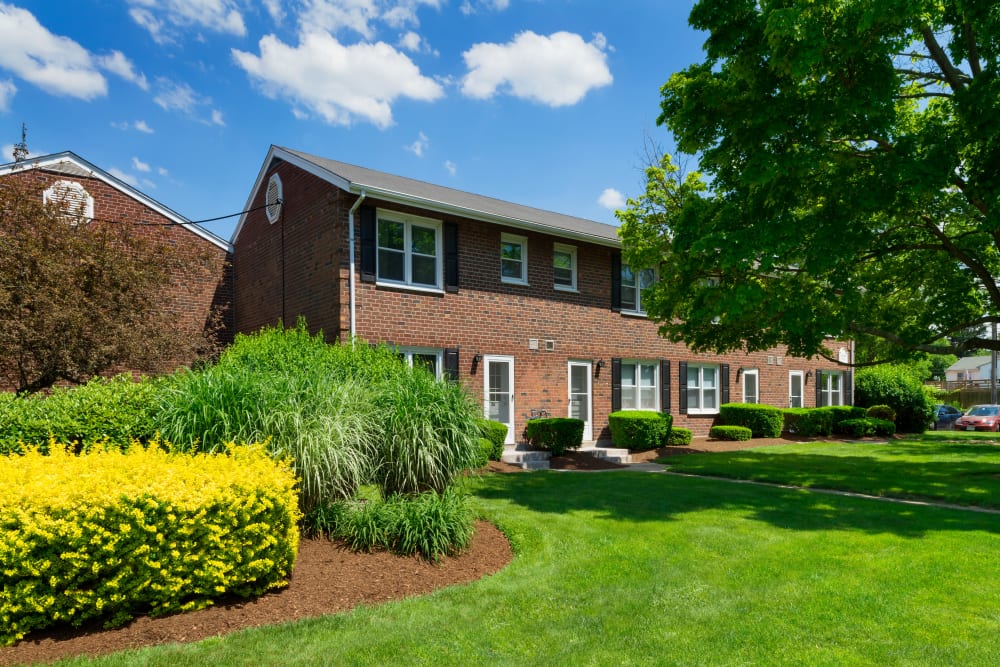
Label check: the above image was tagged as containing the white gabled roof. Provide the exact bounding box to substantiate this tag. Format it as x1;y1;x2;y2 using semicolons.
0;151;231;252
232;145;621;247
946;355;993;372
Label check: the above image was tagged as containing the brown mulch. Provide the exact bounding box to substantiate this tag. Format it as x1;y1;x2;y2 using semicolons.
0;521;513;666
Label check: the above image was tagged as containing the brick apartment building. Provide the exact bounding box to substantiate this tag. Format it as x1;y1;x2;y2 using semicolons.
233;145;853;442
0;152;233;390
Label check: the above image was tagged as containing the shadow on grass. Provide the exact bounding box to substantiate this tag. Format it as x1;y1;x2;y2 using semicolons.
470;468;1000;538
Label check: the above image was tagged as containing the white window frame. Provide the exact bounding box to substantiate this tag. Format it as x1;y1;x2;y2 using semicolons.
819;371;844;406
742;368;759;404
376;210;442;291
43;179;94;225
500;233;528;285
686;363;720;415
620;360;659;411
553;242;577;292
398;346;443;380
621;264;655;315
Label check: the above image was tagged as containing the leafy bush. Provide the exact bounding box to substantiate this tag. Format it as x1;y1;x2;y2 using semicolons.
709;425;753;441
0;442;299;647
855;365;934;432
783;407;835;437
0;374;159;454
666;427;693;446
524;418;584;456
608;410;672;450
719;403;783;437
308;487;473;562
835;417;896;438
865;404;897;422
478;419;508;461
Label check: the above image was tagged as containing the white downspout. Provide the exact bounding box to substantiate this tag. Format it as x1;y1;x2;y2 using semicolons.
348;190;366;344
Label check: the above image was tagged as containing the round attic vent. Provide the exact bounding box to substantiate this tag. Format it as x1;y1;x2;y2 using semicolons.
265;173;282;224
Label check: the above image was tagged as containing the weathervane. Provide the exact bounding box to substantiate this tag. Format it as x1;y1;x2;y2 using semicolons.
12;122;28;162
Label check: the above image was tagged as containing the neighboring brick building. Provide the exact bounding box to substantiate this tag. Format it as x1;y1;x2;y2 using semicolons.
233;146;853;441
0;152;233;389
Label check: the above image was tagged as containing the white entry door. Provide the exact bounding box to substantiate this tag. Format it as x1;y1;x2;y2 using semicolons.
789;371;804;408
568;361;592;441
484;356;515;444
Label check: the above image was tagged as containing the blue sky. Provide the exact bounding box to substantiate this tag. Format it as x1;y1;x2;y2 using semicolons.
0;1;704;241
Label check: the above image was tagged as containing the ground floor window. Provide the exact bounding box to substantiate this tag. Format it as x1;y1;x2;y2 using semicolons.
398;347;442;379
686;364;719;414
621;361;658;411
742;368;759;404
819;371;844;406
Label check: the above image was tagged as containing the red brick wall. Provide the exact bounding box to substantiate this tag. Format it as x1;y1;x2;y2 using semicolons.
235;166;852;439
1;168;232;389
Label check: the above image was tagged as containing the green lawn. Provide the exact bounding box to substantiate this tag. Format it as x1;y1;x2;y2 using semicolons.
660;434;1000;509
61;468;1000;666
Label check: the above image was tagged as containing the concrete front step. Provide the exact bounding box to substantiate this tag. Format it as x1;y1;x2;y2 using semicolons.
580;446;632;465
502;443;632;469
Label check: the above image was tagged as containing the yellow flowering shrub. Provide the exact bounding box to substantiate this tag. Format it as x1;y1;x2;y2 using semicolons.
0;441;300;646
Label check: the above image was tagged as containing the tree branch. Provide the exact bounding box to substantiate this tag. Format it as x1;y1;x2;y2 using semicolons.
964;22;982;77
920;26;969;91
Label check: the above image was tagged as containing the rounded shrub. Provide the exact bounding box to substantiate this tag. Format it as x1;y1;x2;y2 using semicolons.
835;417;896;439
709;425;752;441
719;403;783;437
608;410;672;450
524;417;584;456
855;365;934;432
477;419;508;461
666;427;693;446
865;404;896;422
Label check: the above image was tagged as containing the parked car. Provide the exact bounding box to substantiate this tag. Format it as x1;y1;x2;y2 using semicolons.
953;404;1000;432
931;404;963;430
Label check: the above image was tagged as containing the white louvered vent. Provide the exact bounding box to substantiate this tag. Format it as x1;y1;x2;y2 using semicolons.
265;173;283;224
43;180;93;226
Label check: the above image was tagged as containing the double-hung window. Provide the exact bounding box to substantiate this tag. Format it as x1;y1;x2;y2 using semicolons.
621;361;658;411
621;264;655;314
376;212;441;289
398;347;442;379
742;368;759;404
501;233;528;284
686;364;719;413
553;243;577;291
819;371;844;406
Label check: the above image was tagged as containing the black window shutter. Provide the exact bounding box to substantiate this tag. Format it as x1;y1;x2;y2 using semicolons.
844;371;853;406
611;358;622;412
815;369;823;407
611;252;622;311
359;205;376;282
679;361;688;414
721;363;730;405
660;360;671;413
444;222;459;292
444;348;460;382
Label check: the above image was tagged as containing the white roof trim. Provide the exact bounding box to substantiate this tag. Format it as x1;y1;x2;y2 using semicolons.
0;151;231;252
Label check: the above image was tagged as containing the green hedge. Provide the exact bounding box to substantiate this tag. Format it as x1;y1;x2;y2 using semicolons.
865;405;897;422
608;410;672;450
524;418;584;456
855;365;934;432
835;417;897;438
719;403;783;437
477;419;508;461
709;425;753;441
782;406;866;437
666;427;692;446
0;443;300;647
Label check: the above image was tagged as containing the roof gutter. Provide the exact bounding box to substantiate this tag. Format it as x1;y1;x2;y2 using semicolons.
348;190;367;343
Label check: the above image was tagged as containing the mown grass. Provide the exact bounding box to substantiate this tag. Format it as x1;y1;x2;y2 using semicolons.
660;435;1000;508
57;471;1000;666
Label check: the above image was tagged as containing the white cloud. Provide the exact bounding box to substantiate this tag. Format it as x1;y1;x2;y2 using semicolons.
297;0;441;38
158;166;169;176
211;109;225;126
132;157;151;172
398;31;422;52
459;0;509;15
0;78;15;111
0;3;108;99
233;31;444;128
405;131;429;157
135;120;154;133
154;78;199;113
126;0;246;44
263;0;284;23
108;167;139;187
462;31;612;107
598;187;625;210
96;50;149;90
2;143;14;161
444;159;456;176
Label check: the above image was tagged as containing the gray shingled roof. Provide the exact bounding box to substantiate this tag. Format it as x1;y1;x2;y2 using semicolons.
947;355;993;372
279;146;620;245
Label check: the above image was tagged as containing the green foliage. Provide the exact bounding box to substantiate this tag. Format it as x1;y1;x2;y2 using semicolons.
855;366;935;433
666;427;693;446
783;408;835;437
618;3;1000;362
477;419;508;461
308;487;473;561
836;418;897;439
709;425;752;441
0;374;159;454
608;410;672;450
524;418;584;456
866;405;897;422
0;443;299;647
719;403;783;437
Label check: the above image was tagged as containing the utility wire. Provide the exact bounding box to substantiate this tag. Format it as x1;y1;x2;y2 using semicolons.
81;201;280;228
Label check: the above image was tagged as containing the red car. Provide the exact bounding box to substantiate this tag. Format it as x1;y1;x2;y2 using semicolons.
953;404;1000;432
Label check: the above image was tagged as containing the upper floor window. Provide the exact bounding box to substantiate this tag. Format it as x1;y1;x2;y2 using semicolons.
377;211;441;289
686;363;719;414
43;180;93;225
621;264;655;314
819;371;844;406
501;233;528;285
621;361;658;411
553;243;577;291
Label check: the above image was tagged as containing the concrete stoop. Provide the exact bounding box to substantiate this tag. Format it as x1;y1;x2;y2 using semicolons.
578;444;632;465
502;443;633;469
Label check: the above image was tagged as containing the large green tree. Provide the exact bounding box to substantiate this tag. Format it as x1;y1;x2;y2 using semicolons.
618;0;999;363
